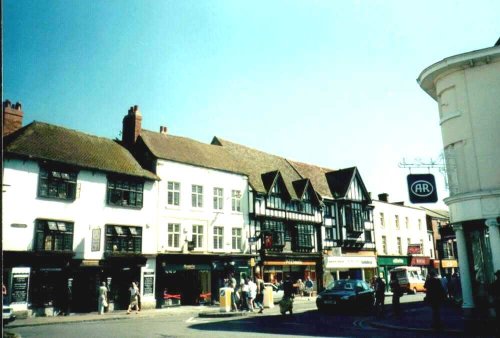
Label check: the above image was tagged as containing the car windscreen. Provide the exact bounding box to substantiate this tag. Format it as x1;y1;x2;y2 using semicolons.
327;280;355;291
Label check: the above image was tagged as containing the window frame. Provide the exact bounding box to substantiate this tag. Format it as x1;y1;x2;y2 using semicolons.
213;226;224;249
167;181;181;207
105;224;142;253
192;224;204;249
38;167;78;201
34;219;74;252
191;185;203;208
213;187;224;210
107;176;144;208
231;190;242;212
167;223;181;248
231;227;242;250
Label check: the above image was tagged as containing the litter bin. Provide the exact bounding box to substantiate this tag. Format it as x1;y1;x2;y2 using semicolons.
219;287;232;312
263;286;274;308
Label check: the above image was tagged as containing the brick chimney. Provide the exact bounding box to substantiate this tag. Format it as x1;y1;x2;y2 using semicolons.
378;193;389;202
122;105;142;148
159;126;168;135
3;100;24;137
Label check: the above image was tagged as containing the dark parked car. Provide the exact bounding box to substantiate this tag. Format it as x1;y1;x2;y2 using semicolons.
316;279;374;313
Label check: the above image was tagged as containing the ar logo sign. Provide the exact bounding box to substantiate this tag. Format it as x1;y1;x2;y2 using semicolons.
407;174;438;203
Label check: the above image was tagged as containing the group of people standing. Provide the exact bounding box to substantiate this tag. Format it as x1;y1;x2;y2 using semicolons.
225;273;265;313
97;281;141;315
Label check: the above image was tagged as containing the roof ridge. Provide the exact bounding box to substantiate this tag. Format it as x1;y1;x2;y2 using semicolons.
30;121;119;143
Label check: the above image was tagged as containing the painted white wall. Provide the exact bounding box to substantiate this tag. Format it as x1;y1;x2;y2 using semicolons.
418;47;500;224
372;200;433;258
2;158;158;258
155;159;250;254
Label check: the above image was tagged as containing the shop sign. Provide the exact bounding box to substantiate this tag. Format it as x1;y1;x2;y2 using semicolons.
441;259;458;268
377;256;409;266
407;174;438;203
10;267;30;304
407;244;421;255
91;228;101;252
325;256;377;269
142;271;155;296
410;256;430;266
264;260;316;266
163;264;211;273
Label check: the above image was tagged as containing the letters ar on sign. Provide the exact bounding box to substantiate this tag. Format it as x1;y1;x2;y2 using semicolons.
407;174;438;203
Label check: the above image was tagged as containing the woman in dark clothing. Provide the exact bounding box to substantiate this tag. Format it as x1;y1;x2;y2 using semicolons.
390;276;402;317
424;270;446;330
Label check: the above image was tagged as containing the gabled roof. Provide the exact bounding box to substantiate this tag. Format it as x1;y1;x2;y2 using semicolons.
261;171;292;200
3;122;158;180
139;130;246;176
325;167;370;202
292;178;322;205
211;137;303;199
287;160;334;198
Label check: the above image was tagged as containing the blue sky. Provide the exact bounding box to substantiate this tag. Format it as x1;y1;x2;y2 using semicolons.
4;0;499;207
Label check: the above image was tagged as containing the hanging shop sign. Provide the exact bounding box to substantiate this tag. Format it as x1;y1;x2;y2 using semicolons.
407;174;438;203
410;256;430;266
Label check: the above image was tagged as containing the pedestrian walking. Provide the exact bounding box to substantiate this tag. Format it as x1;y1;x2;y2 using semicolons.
227;273;238;312
248;277;257;312
127;281;140;314
424;270;446;330
98;281;108;315
240;278;250;311
305;276;314;300
254;274;265;313
374;276;386;317
296;279;304;297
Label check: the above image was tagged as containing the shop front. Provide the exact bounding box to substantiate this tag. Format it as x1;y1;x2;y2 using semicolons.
260;255;322;292
377;255;409;290
441;259;459;275
410;256;431;275
156;254;251;306
2;251;74;317
324;254;377;287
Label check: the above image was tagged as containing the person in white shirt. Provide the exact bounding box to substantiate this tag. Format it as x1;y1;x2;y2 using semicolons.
127;282;140;314
248;278;257;312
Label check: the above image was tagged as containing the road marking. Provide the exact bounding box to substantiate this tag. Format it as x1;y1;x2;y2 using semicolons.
185;317;196;323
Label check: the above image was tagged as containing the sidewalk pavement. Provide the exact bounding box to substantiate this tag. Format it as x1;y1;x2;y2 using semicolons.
368;302;497;336
5;296;315;328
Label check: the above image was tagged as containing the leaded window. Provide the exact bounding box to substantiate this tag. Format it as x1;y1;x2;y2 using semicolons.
301;190;313;214
192;185;203;208
344;202;364;233
107;177;144;207
38;167;77;200
105;225;142;253
262;220;284;247
296;223;314;251
267;183;285;210
34;219;74;251
168;181;180;206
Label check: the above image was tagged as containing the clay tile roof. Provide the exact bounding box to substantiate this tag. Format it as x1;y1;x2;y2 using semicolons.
210;137;303;199
139;130;247;177
3;121;158;180
287;160;334;199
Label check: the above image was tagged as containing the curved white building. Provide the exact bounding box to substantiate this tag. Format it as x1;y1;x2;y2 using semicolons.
418;43;500;316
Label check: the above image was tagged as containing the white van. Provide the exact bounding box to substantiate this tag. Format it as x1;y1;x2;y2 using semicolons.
390;266;426;294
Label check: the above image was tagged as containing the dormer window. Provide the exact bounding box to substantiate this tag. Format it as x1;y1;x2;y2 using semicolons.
301;190;313;215
267;183;284;210
38;167;77;200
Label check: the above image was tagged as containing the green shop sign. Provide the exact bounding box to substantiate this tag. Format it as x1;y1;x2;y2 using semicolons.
377;256;409;266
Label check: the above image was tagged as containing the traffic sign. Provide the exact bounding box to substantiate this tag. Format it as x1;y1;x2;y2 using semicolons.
407;174;438;203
